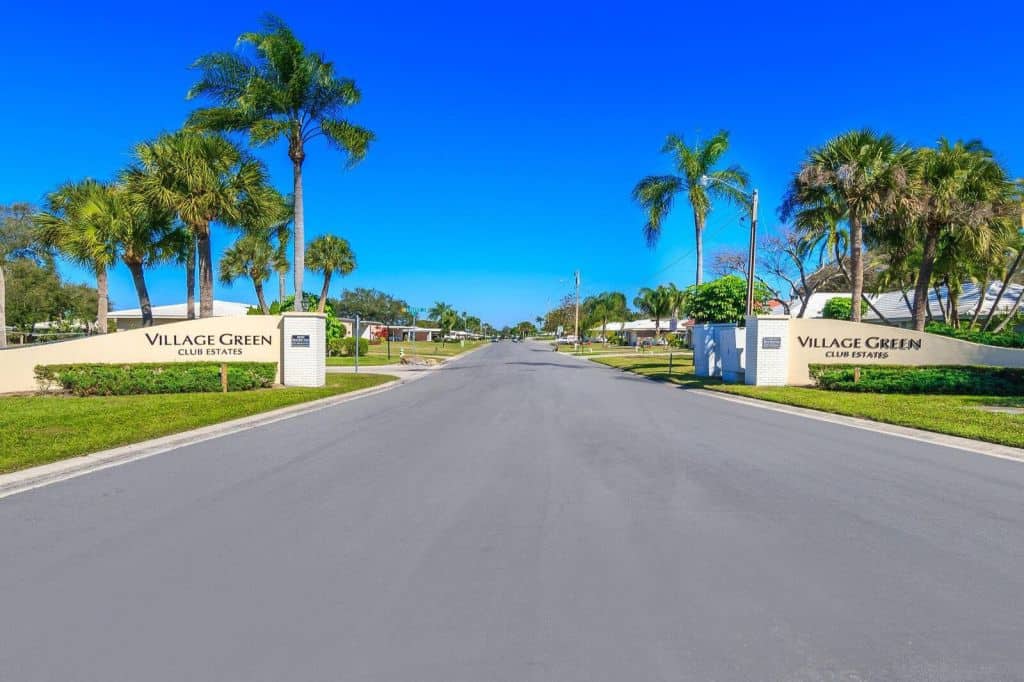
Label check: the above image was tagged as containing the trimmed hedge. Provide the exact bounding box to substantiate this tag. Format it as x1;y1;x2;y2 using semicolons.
925;322;1024;349
809;364;1024;395
35;362;277;396
329;337;369;357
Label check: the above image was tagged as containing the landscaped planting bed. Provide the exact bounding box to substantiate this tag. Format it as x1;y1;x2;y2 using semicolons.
35;362;278;396
809;364;1024;395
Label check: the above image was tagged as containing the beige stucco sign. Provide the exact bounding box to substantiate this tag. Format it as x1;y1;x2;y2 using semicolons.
0;316;284;393
787;319;1024;384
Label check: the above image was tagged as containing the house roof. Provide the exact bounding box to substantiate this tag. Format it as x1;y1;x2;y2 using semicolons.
109;300;253;319
775;282;1023;321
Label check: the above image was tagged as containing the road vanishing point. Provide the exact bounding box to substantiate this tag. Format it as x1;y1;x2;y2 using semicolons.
2;342;1023;681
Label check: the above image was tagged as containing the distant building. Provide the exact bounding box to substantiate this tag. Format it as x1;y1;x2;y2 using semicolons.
591;318;689;345
110;300;252;331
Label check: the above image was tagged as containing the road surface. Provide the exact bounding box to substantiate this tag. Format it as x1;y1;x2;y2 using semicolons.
2;342;1023;681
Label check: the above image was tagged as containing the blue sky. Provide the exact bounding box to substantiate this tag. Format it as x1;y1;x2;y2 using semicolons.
3;1;1022;326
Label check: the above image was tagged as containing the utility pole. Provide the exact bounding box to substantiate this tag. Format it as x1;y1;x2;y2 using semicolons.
574;270;581;350
354;314;360;373
745;189;759;317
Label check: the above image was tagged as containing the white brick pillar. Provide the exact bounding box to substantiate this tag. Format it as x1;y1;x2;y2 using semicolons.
744;315;790;386
281;313;326;387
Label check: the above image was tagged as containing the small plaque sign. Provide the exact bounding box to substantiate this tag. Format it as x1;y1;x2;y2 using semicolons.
762;336;782;350
291;334;310;348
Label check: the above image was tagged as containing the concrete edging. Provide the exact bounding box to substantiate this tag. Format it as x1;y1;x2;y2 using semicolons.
0;374;409;499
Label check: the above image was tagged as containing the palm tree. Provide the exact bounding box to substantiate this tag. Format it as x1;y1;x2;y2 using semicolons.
428;301;455;322
187;15;373;313
588;291;628;341
784;129;916;322
160;226;198;319
633;286;676;337
35;179;117;334
632;131;749;285
306;235;356;313
907;139;1014;331
220;233;276;313
126;130;284;318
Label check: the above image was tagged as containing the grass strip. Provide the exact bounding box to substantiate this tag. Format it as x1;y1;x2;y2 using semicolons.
0;373;395;474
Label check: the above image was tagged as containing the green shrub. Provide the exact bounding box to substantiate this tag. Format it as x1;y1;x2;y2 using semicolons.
331;336;368;357
821;296;867;320
925;322;1024;348
35;362;277;396
684;275;772;324
808;364;1024;395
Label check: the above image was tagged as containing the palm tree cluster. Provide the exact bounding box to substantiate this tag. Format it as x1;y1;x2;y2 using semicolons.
783;130;1022;331
28;15;369;331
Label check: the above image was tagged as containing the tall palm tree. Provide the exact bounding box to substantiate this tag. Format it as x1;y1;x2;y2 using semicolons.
785;129;916;322
908;139;1014;331
187;15;373;313
306;234;356;313
633;286;675;337
428;301;455;322
126;130;284;318
220;233;276;313
35;179;117;334
632;130;749;285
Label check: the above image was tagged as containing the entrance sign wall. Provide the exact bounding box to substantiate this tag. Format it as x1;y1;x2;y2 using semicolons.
0;313;327;393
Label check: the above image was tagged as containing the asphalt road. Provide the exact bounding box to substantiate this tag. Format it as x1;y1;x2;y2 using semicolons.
2;342;1024;681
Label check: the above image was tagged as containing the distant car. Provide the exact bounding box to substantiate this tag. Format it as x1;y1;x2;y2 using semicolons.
490;338;498;343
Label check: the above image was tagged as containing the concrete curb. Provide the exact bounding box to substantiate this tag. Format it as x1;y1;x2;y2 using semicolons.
574;353;1024;464
0;374;410;500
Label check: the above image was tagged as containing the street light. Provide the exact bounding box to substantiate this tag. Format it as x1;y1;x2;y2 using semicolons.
700;175;759;317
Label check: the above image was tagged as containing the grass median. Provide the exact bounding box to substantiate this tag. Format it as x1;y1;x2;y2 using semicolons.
0;373;396;475
591;355;1024;449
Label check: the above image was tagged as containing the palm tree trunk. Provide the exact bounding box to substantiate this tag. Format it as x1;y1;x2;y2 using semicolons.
127;260;154;327
96;267;108;334
968;279;988;329
186;236;196;320
992;290;1024;333
317;271;331;313
693;209;705;286
911;224;940;331
949;286;960;329
278;269;286;306
292;156;305;312
982;248;1023;331
849;215;864;323
196;224;214;318
0;262;7;347
253;280;269;314
933;285;948;324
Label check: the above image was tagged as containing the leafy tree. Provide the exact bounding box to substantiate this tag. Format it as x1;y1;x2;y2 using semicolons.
2;204;49;345
3;258;100;334
428;301;455;322
126;130;284;318
632;130;749;284
784;129;916;322
330;287;409;322
35;180;117;334
219;233;276;313
683;275;771;324
187;15;373;312
438;307;459;338
584;291;629;340
306;235;356;312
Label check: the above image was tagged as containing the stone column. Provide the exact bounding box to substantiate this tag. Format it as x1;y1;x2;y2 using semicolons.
281;312;326;387
744;315;790;386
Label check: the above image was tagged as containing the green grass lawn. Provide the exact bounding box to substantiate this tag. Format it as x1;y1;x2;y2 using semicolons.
326;355;404;366
556;342;687;356
0;373;395;475
328;339;488;365
591;355;1024;449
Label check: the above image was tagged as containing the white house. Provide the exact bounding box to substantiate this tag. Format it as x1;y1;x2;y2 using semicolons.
110;300;252;331
776;282;1023;328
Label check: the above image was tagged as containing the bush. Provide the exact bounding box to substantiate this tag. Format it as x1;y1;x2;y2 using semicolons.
925;322;1024;349
330;336;368;357
821;296;867;320
35;362;277;396
684;275;772;324
808;364;1024;395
